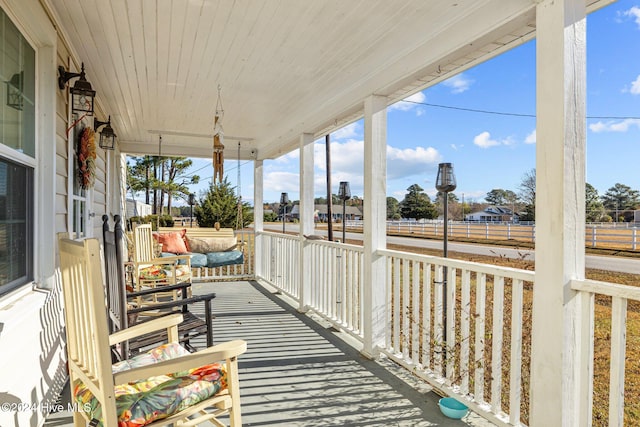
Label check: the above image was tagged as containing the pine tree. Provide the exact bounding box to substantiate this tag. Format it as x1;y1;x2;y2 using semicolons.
194;177;253;228
399;184;438;220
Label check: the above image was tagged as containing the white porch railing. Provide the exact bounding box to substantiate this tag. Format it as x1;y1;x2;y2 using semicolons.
570;278;640;427
256;231;638;426
378;248;534;426
258;232;300;298
306;239;364;340
257;231;365;339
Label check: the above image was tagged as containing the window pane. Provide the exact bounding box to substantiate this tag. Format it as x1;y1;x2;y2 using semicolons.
0;157;33;293
0;9;36;157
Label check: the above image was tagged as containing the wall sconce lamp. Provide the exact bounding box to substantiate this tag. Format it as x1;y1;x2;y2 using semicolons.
5;72;23;110
94;115;116;150
58;62;95;116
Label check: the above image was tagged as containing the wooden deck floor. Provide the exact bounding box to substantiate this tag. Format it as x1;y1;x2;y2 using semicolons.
45;280;495;426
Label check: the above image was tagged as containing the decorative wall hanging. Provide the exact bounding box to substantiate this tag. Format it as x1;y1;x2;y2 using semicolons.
77;126;97;189
212;85;225;184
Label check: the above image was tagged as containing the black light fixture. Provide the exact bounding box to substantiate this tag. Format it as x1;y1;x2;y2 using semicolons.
435;162;457;355
58;62;95;116
94;115;116;150
188;193;196;227
5;72;23;110
435;162;456;258
280;192;289;233
338;181;351;243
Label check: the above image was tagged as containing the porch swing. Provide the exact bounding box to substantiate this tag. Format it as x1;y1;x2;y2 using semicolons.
154;88;248;277
173;90;247;272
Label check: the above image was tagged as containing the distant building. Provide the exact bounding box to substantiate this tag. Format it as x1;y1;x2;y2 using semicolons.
465;206;517;222
126;199;152;218
289;204;363;222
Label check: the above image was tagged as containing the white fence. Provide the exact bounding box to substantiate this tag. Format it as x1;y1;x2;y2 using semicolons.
344;220;640;250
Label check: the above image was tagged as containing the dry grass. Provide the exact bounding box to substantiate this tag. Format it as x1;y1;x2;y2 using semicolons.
379;239;640;426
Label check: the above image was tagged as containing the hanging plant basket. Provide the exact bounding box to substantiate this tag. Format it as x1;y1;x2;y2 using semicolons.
77;126;97;189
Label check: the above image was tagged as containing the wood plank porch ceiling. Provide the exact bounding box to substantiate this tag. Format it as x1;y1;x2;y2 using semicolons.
46;0;611;161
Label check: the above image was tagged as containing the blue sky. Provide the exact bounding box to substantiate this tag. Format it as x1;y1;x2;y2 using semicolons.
181;1;640;206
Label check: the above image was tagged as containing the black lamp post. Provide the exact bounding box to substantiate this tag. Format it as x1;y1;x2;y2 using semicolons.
280;192;289;233
436;163;457;258
188;193;196;227
338;181;351;243
435;162;456;351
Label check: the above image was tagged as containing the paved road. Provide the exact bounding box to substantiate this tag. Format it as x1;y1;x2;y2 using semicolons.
261;223;640;275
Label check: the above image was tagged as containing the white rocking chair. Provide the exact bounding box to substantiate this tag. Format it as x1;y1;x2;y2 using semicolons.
58;236;246;426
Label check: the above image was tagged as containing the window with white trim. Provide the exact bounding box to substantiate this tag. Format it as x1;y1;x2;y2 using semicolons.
0;8;35;294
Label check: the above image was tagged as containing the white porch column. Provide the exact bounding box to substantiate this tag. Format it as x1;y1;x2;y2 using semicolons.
299;133;315;311
253;160;264;278
531;1;587;426
362;94;388;358
36;45;56;289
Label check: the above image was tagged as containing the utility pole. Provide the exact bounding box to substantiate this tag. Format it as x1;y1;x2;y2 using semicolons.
326;134;334;241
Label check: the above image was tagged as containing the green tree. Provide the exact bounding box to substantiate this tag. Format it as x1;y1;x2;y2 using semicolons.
128;156;200;216
158;157;200;213
601;183;640;211
194;178;253;228
518;169;536;221
585;183;605;222
386;197;401;220
264;211;278;222
399;184;437;220
485;189;517;206
127;156;155;205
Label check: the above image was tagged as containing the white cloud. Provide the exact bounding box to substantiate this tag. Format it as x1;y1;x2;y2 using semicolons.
387;145;441;179
267;139;443;199
623;6;640;28
273;148;299;163
443;73;474;94
314;139;363;172
450;143;461;151
630;75;640;95
264;171;300;194
589;119;640;133
473;131;500;148
525;130;536;144
389;91;426;112
331;122;360;140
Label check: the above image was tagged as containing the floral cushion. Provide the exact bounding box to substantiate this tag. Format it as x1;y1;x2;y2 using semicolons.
74;343;227;427
138;265;191;282
139;265;167;281
174;264;191;279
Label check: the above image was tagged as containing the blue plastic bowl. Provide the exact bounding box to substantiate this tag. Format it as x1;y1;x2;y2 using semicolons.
438;397;469;419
